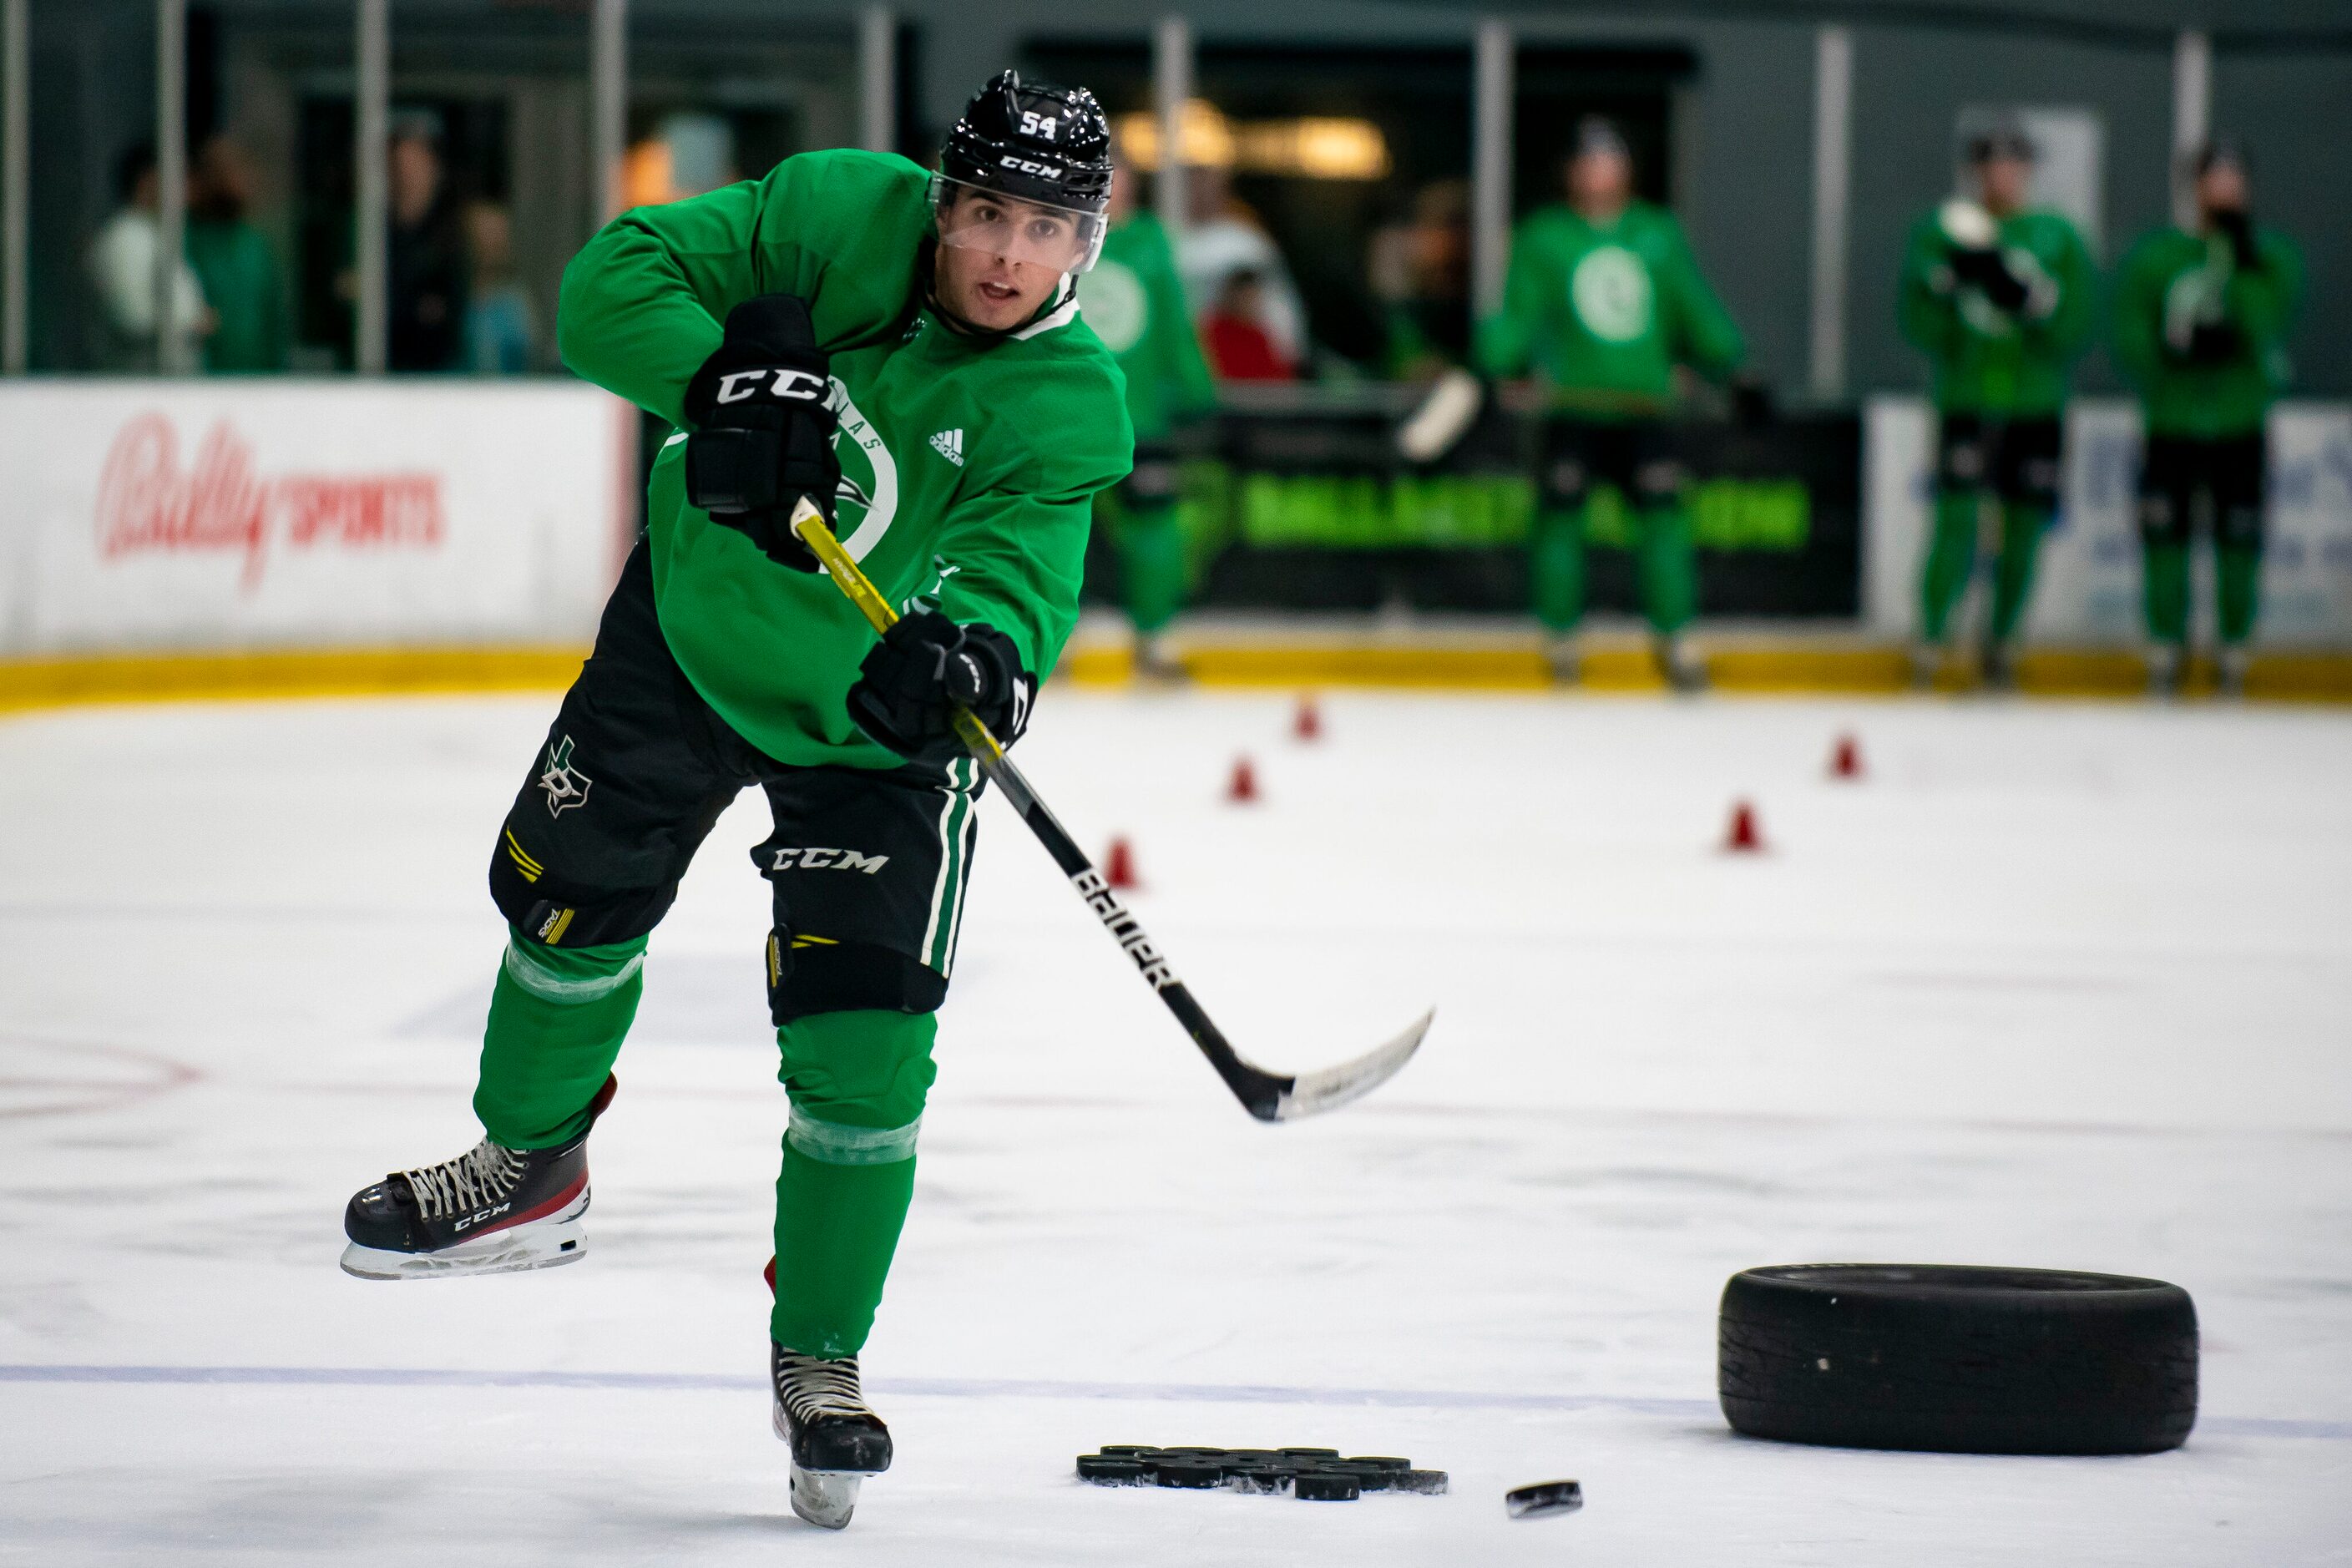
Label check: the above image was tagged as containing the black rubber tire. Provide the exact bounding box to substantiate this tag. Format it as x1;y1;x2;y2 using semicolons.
1717;1264;2198;1455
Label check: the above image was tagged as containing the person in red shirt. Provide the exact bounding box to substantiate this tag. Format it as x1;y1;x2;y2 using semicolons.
1201;269;1296;381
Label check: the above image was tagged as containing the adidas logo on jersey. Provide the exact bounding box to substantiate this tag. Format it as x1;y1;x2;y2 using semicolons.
929;428;964;467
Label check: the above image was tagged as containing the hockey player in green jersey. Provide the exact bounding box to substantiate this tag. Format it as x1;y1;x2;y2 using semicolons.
336;73;1131;1530
1474;115;1748;690
1079;149;1217;678
1897;124;2096;689
2113;139;2304;697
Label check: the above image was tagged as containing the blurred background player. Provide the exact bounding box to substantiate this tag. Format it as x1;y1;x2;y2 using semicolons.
1897;124;2095;690
86;143;211;371
1080;149;1217;678
1475;115;1748;690
185;134;287;374
2113;139;2304;698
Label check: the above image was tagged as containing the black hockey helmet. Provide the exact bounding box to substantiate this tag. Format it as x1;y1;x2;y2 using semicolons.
933;70;1114;274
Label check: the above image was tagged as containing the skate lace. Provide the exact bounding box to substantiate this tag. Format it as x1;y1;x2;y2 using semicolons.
400;1139;528;1221
775;1353;873;1423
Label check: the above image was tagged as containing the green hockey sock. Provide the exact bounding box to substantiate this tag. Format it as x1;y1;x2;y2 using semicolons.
1119;501;1188;636
473;929;646;1150
2217;544;2262;646
770;1009;938;1355
1635;504;1697;635
1530;506;1586;632
1920;493;1979;644
1989;503;2050;643
2142;541;2190;645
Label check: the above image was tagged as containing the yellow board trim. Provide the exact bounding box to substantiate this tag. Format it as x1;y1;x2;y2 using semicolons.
1064;640;2352;702
0;645;590;716
3;638;2349;714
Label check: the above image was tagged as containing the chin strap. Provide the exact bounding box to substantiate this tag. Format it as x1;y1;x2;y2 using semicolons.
922;245;1073;344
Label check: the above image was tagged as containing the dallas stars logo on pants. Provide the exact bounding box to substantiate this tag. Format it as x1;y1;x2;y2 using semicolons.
539;736;593;817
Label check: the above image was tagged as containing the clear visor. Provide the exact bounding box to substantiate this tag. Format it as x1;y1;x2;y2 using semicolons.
929;175;1106;275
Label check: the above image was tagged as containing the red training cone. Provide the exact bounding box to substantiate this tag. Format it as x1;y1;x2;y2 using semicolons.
1723;799;1764;853
1227;756;1260;804
1293;694;1323;741
1829;732;1863;780
1105;835;1141;891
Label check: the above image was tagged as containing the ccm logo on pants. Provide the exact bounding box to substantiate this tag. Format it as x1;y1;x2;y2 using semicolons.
771;847;891;873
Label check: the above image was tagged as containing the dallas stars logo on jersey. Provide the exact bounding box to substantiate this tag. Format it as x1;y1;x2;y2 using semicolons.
823;377;901;564
539;736;592;817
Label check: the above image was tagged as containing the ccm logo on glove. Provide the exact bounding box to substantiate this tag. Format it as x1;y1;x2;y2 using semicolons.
681;294;842;571
716;367;830;405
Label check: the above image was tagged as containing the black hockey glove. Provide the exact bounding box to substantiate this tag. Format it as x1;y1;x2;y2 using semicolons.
1950;245;2030;313
2214;208;2261;270
2185;320;2245;365
847;610;1034;761
682;295;840;572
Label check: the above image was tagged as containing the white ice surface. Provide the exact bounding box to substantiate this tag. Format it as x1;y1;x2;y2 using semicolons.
3;689;2350;1565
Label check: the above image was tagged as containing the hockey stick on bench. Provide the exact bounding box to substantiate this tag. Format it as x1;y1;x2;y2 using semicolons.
787;497;1430;1122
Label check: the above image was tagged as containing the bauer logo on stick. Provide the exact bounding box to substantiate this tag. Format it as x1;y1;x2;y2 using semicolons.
1071;868;1177;989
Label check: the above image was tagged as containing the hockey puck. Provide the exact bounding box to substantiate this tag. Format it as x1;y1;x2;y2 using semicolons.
1097;1444;1154;1457
1277;1447;1341;1459
1293;1472;1361;1501
1506;1479;1583;1519
1076;1455;1148;1484
1316;1460;1397;1492
1151;1458;1226;1489
1344;1456;1411;1472
1393;1469;1451;1495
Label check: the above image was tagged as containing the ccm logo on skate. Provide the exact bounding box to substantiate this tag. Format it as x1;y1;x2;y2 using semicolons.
1070;869;1178;990
716;368;829;405
771;847;890;873
453;1202;513;1233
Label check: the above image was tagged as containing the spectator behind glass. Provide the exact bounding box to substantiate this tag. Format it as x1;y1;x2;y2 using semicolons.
1369;179;1471;381
87;142;210;370
1201;269;1296;382
387;115;467;372
187;134;288;372
463;200;536;374
1176;162;1308;372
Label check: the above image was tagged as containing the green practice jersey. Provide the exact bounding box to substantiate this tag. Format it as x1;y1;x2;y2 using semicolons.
1079;210;1215;443
185;218;287;372
1474;200;1744;414
2113;223;2304;439
558;149;1132;769
1896;206;2095;416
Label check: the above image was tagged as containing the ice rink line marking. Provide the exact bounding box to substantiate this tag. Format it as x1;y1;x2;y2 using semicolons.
0;1365;2343;1440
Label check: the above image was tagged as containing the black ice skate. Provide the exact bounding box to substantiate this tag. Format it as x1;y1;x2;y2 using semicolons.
339;1075;616;1281
771;1343;893;1530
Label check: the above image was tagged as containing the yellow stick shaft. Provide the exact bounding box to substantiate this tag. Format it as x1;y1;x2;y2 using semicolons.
789;498;1006;765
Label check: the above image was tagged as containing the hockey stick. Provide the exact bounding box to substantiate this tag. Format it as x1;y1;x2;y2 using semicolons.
787;497;1429;1122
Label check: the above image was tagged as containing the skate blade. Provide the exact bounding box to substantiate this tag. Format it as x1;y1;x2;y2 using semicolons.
339;1216;586;1281
790;1467;862;1530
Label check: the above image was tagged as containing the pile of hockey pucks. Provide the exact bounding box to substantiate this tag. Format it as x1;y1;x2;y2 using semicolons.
1076;1446;1448;1501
